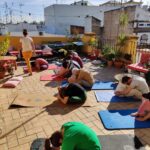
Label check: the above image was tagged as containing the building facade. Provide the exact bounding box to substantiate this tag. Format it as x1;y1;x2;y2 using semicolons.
104;5;150;44
44;1;121;35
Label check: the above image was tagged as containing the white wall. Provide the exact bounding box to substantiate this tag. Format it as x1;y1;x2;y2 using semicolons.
84;17;92;32
6;23;38;32
44;4;120;35
135;6;150;22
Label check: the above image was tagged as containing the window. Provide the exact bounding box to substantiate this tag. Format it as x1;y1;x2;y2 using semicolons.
139;23;144;26
147;24;150;26
70;25;84;34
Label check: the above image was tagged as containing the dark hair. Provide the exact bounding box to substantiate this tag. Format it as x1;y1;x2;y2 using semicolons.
62;60;69;68
23;29;28;36
50;131;62;147
122;76;131;84
142;92;150;100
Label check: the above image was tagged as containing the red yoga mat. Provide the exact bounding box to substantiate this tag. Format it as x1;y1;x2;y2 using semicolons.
40;74;64;81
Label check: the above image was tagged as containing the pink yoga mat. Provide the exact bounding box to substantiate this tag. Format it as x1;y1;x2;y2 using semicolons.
48;64;59;70
40;74;64;81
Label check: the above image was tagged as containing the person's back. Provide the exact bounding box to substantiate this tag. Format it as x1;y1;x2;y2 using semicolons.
131;77;149;94
20;29;35;75
62;122;101;150
77;69;94;85
20;36;33;51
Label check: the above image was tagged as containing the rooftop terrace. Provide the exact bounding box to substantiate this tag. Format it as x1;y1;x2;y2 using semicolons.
0;61;150;150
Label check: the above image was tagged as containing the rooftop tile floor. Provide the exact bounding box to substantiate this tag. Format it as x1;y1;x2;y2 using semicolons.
0;62;150;150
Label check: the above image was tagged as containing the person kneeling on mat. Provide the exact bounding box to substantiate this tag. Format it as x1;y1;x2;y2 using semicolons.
45;121;101;150
35;58;49;71
115;76;149;99
57;83;87;104
68;68;94;89
131;92;150;121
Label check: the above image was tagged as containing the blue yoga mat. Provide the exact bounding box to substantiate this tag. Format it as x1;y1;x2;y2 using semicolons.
61;80;69;87
92;81;117;90
95;91;139;102
98;109;150;130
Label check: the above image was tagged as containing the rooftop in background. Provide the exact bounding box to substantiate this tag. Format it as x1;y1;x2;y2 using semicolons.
100;0;143;6
71;0;94;6
8;31;66;37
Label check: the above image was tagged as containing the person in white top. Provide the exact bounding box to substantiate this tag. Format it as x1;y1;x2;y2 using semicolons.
20;29;35;75
115;76;149;99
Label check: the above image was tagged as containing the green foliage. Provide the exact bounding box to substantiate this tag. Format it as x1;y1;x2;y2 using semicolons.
0;34;10;56
113;49;123;61
102;45;113;55
0;34;10;72
119;13;128;27
88;37;98;48
105;53;115;61
102;45;116;61
117;33;127;46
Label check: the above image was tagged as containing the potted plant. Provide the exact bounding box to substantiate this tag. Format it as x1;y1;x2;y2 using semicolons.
0;34;10;79
113;49;123;68
102;45;115;66
105;53;115;67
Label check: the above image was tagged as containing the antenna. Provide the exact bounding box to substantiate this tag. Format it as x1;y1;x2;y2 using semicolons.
4;2;8;24
0;11;2;23
9;3;13;23
19;3;24;22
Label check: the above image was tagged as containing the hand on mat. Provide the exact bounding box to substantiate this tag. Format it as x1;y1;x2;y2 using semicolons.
130;112;138;117
114;91;122;96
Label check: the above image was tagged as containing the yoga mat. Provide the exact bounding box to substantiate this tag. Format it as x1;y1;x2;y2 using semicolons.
98;134;145;150
61;80;69;87
30;135;145;150
48;64;59;70
40;74;64;81
92;81;117;90
98;109;150;130
95;91;139;102
10;92;56;107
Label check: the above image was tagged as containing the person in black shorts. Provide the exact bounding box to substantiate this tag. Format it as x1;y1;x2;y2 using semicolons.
57;83;87;104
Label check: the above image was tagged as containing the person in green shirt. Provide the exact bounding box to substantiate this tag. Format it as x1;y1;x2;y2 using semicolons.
46;121;101;150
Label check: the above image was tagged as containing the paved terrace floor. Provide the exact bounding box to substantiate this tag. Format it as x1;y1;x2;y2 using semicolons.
0;62;150;150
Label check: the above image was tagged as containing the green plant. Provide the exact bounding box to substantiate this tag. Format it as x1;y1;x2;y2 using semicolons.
89;37;98;49
102;45;113;55
114;49;123;61
0;34;10;73
0;34;10;56
119;13;128;27
105;53;115;61
117;33;127;46
117;12;128;53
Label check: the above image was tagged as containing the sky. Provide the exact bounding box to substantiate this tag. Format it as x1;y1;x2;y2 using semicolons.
0;0;149;23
